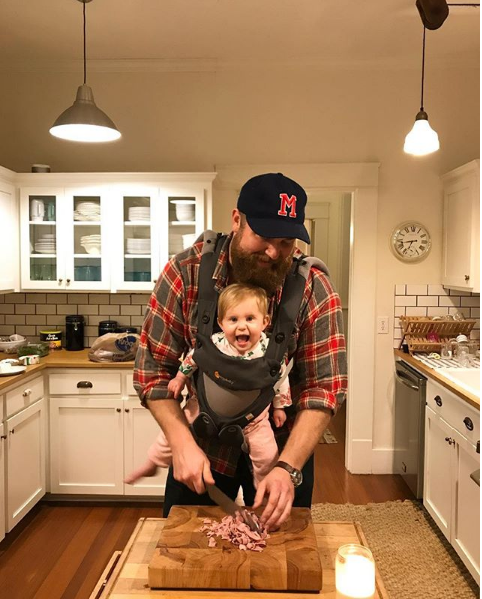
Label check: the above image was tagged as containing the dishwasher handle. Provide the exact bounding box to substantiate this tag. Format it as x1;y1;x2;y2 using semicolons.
395;370;420;391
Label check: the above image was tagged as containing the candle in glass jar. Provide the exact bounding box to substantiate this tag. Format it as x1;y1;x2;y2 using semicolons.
336;544;376;599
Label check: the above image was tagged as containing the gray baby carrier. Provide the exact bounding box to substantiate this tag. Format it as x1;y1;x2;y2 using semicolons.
189;231;328;449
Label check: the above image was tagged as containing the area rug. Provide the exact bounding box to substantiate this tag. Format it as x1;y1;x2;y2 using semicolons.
318;428;337;444
311;500;479;598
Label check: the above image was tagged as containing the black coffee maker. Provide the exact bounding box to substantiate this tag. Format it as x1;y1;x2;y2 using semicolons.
65;315;85;351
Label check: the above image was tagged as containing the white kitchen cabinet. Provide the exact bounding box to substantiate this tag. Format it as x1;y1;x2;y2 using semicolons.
17;172;215;293
5;397;46;531
49;370;166;497
424;380;480;582
0;421;5;543
0;167;19;292
441;160;480;293
20;186;111;291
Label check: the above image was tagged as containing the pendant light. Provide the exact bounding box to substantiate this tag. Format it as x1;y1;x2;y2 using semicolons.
50;0;121;143
404;26;439;156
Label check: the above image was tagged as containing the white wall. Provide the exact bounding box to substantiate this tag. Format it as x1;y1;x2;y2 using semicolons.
0;63;479;469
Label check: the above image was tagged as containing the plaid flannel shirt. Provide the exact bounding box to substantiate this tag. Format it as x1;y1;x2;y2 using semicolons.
134;233;347;476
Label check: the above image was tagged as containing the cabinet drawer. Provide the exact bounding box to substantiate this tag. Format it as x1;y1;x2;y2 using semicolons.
427;381;480;443
6;376;44;418
49;372;121;396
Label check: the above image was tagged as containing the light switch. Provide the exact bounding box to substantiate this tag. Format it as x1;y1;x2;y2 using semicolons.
377;316;390;334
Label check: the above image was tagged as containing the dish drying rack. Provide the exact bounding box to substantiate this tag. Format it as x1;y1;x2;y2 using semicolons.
399;316;477;354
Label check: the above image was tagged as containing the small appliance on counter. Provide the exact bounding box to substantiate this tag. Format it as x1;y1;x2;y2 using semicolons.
65;315;85;351
98;320;118;337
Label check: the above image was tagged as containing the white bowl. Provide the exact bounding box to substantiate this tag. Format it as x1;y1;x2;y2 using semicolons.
175;204;195;221
82;245;101;255
0;337;27;354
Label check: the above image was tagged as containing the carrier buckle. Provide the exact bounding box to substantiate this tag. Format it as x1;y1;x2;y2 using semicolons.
191;412;218;439
218;424;245;447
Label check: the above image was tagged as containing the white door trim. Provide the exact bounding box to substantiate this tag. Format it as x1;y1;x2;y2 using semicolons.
215;163;380;473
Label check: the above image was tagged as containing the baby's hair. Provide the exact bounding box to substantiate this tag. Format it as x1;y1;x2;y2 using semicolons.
218;283;268;321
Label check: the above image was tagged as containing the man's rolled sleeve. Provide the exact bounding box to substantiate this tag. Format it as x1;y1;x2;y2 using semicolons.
290;270;348;416
134;259;188;407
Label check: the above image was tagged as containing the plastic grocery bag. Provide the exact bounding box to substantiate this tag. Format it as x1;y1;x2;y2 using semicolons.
88;333;140;363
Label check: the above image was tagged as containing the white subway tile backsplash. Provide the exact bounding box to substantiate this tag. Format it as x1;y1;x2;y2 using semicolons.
1;292;149;347
439;296;460;307
395;296;417;307
427;307;450;317
395;284;406;295
428;285;446;295
417;296;438;307
461;296;480;307
405;307;428;316
406;284;428;296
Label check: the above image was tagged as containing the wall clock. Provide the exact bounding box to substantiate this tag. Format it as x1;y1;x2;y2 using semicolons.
390;221;432;262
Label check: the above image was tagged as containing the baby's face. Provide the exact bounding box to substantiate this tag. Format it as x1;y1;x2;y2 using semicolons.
219;296;269;354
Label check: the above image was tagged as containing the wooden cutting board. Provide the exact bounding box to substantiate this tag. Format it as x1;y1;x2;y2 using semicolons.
148;506;323;591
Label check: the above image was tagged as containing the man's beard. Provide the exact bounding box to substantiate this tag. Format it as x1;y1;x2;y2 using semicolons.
230;235;293;295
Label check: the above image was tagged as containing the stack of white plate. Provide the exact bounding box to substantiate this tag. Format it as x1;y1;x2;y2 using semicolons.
126;238;150;254
74;201;101;222
128;206;150;221
34;233;56;254
172;200;195;221
80;234;101;255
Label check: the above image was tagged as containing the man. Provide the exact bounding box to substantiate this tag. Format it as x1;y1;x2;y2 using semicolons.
134;172;347;530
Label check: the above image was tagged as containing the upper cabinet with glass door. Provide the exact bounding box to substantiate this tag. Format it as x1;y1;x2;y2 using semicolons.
20;186;111;291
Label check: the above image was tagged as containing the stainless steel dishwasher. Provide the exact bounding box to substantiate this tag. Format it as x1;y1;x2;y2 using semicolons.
394;360;427;498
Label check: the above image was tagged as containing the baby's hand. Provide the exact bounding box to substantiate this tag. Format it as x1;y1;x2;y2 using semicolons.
167;377;184;398
273;408;287;428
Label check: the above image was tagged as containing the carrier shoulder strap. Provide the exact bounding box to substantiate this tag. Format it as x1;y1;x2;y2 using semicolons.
197;230;227;337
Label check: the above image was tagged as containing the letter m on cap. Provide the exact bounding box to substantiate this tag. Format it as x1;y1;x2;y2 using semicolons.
278;194;297;218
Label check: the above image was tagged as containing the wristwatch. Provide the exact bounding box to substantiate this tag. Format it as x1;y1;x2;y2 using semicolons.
275;461;303;487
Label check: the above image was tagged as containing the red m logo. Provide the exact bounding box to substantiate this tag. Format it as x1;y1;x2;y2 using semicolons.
277;194;297;218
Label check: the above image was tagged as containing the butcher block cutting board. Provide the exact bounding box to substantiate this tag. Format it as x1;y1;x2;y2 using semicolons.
148;506;322;591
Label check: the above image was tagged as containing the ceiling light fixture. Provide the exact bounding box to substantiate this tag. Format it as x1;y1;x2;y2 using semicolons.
404;26;439;156
49;0;121;143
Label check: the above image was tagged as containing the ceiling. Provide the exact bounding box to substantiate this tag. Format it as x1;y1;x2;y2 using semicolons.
0;0;479;71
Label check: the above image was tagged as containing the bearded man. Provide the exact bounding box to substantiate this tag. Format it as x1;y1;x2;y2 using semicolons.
134;173;347;530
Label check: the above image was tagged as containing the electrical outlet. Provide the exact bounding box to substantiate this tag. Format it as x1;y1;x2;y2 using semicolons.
377;316;389;334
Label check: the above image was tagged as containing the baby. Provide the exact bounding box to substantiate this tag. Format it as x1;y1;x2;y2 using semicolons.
125;283;291;486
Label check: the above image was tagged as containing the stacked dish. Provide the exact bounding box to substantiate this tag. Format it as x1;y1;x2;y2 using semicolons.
128;206;150;221
74;201;101;221
34;233;56;254
126;238;150;254
171;200;195;221
80;234;101;255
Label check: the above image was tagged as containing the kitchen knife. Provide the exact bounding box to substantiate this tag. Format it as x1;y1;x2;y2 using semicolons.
206;483;261;533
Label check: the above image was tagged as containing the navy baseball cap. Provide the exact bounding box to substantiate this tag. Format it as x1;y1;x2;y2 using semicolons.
237;173;310;244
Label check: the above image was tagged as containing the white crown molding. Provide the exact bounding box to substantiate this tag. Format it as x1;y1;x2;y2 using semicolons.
0;55;478;73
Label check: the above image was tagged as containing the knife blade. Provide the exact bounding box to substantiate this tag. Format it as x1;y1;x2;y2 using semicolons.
206;484;261;533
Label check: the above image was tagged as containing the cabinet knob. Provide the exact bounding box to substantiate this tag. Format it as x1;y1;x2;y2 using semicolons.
465;275;470;281
66;279;71;285
58;278;63;284
125;408;130;413
434;395;443;407
0;435;6;440
10;429;15;435
22;388;32;397
464;417;474;431
445;436;455;445
77;381;93;389
116;408;121;413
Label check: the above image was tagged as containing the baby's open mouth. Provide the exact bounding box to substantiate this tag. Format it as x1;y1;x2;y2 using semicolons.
236;335;250;344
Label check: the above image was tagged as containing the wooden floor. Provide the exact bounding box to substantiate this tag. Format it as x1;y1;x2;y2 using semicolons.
0;403;413;599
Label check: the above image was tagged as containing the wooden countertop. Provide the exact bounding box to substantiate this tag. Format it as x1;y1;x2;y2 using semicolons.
0;349;134;391
89;517;389;599
394;349;479;411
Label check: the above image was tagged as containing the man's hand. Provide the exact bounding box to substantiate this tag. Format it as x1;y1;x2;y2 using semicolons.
252;466;294;531
171;441;215;495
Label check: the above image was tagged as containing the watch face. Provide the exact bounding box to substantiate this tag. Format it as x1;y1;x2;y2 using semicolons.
291;469;303;487
391;221;431;262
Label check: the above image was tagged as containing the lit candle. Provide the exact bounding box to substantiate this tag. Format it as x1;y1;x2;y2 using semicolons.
335;543;376;599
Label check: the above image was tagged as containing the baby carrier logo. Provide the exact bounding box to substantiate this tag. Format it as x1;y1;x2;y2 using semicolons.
214;370;235;385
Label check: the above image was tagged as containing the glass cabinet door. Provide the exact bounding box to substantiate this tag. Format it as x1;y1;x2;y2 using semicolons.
21;189;64;290
63;188;110;290
167;190;204;262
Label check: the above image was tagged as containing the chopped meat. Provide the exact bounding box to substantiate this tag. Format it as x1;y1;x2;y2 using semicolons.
200;511;269;552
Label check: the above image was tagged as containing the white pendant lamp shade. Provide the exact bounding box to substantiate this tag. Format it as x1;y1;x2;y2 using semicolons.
50;85;121;142
404;26;439;156
49;0;121;143
404;110;440;156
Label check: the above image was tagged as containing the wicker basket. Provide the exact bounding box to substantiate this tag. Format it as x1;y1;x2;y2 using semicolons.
398;316;476;354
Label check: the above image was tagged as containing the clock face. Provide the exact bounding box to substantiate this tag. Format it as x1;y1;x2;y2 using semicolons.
391;221;432;262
